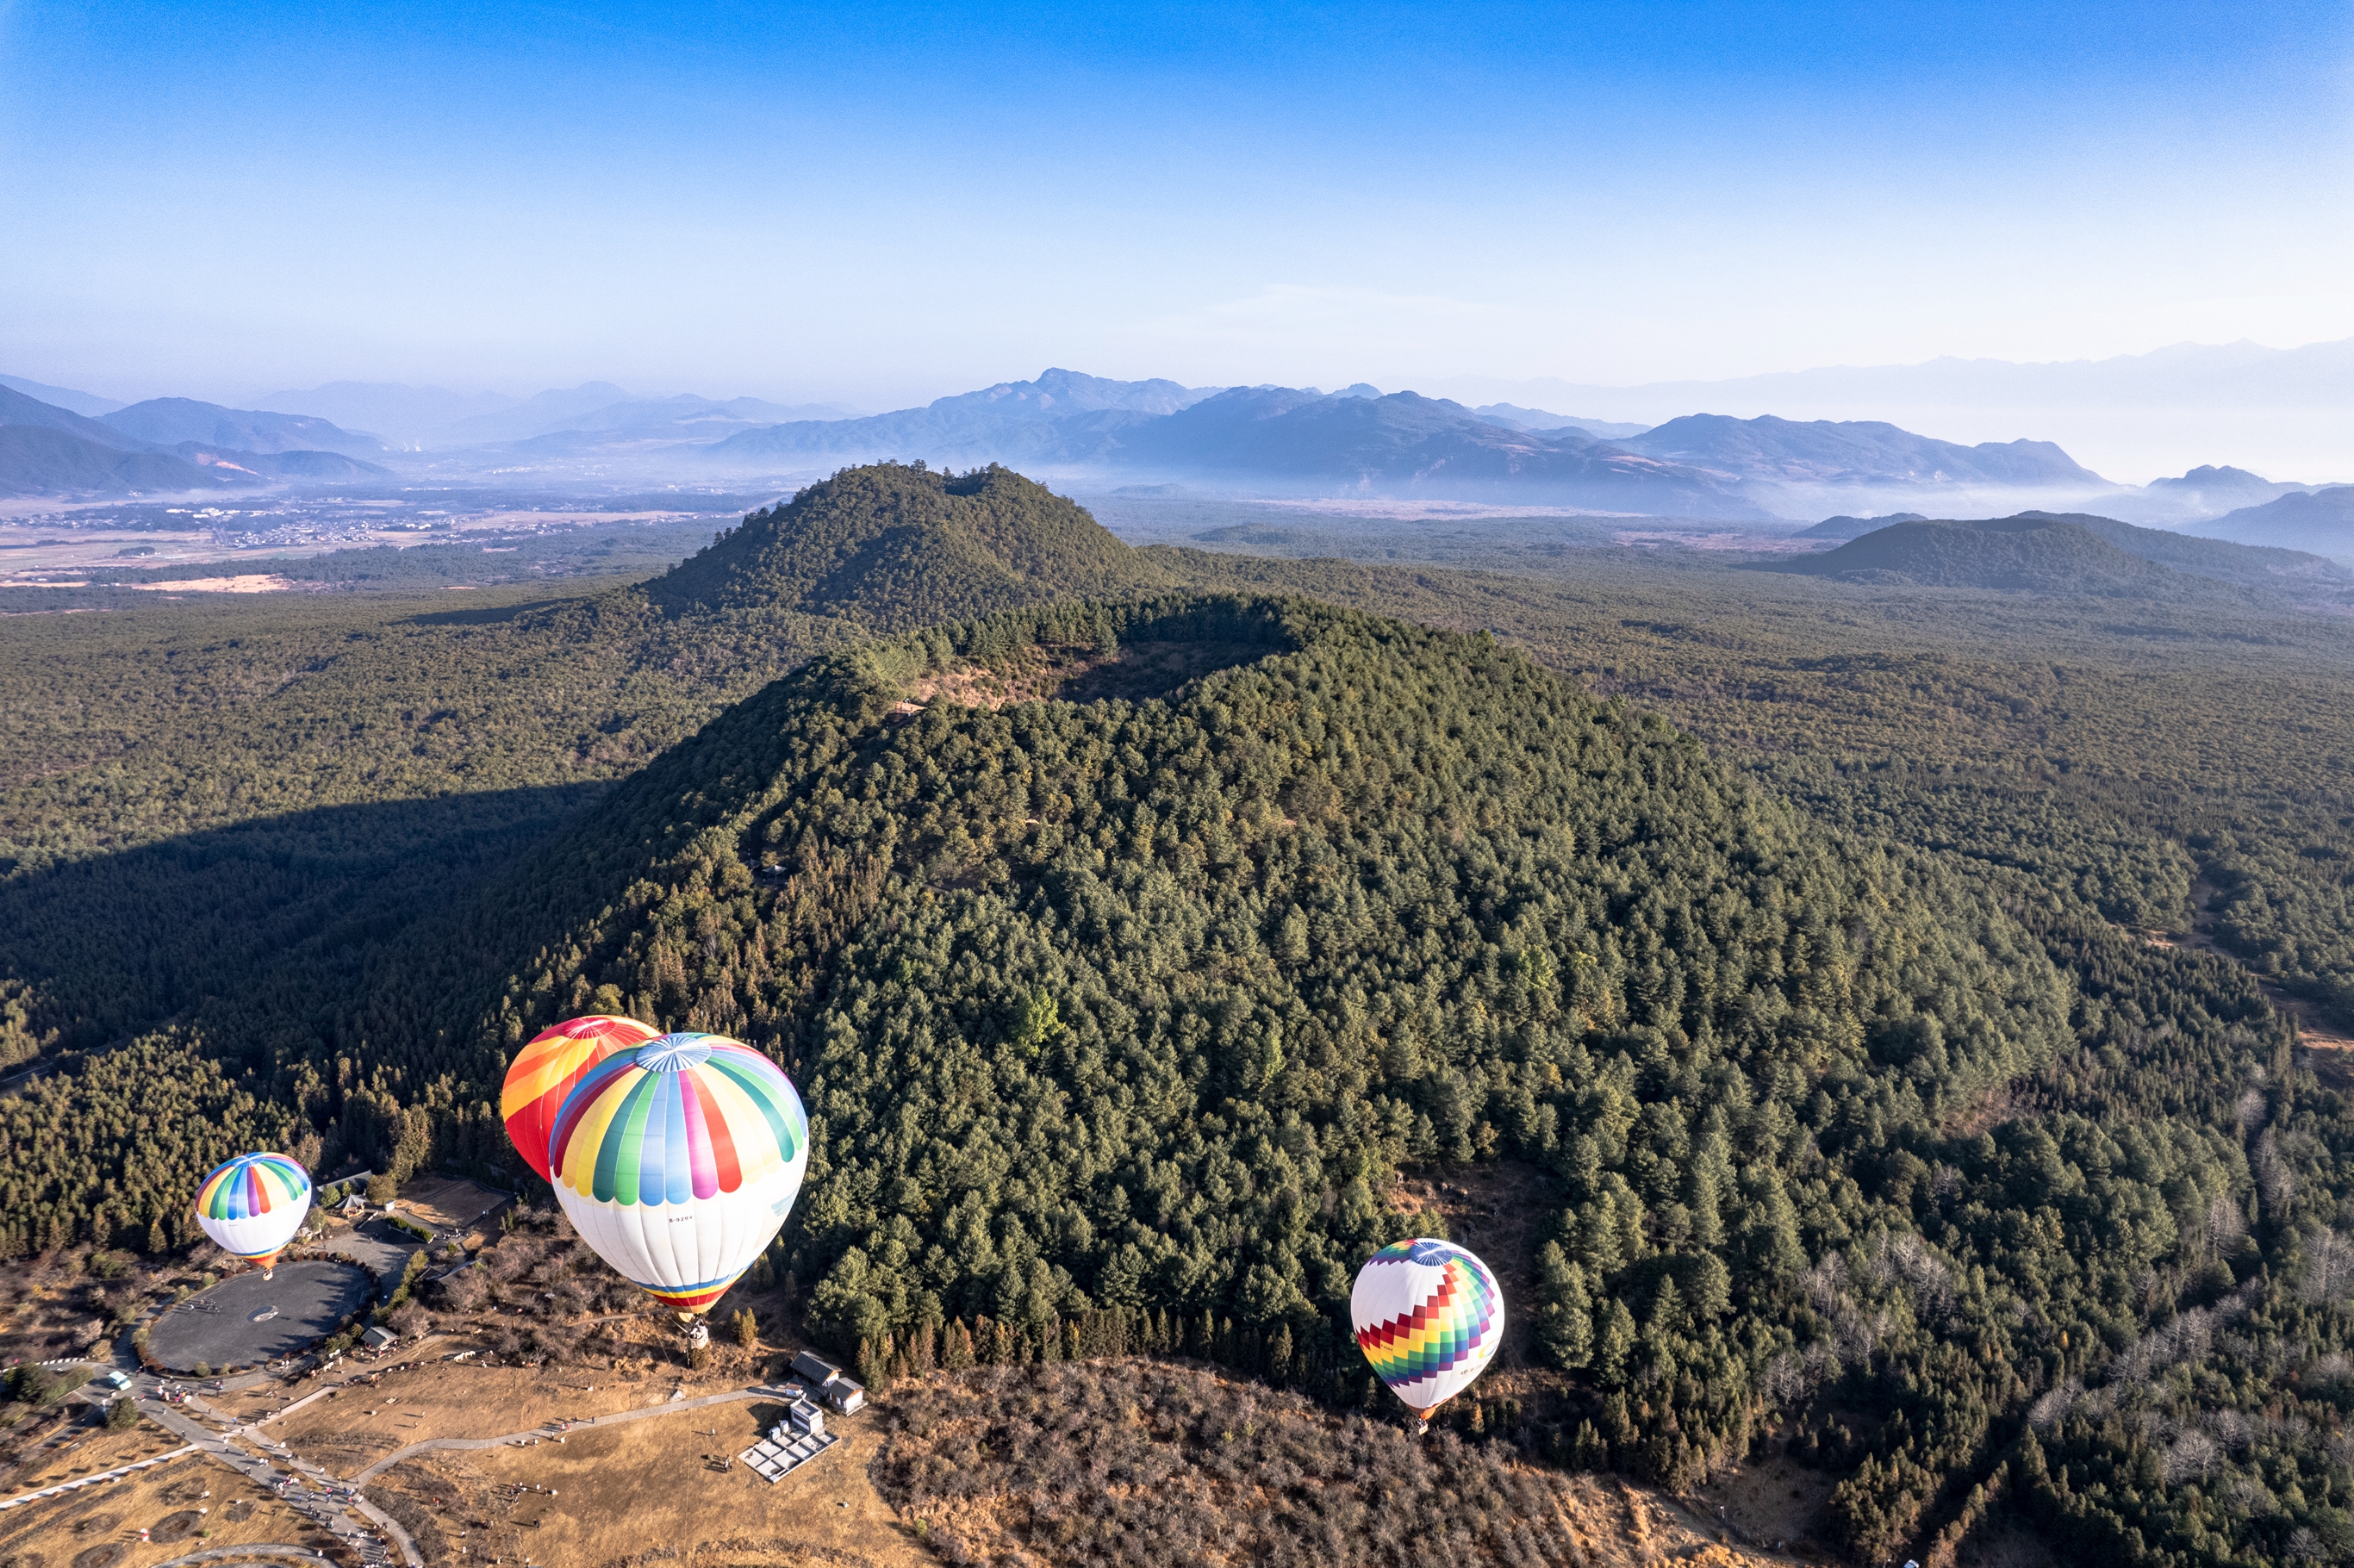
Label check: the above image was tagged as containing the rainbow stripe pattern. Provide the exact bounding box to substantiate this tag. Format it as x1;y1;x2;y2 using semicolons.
196;1151;309;1222
1351;1238;1504;1413
551;1035;802;1204
191;1151;313;1267
547;1033;809;1312
502;1014;661;1182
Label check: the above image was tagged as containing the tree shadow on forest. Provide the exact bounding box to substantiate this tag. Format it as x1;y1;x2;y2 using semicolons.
0;783;606;1073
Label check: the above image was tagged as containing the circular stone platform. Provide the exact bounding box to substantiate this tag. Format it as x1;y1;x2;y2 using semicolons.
146;1259;374;1372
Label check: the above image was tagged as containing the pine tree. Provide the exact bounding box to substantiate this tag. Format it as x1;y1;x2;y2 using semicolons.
1597;1298;1637;1385
1536;1243;1594;1368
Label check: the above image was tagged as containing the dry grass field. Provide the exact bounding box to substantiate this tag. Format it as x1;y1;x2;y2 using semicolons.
0;1450;332;1568
364;1395;921;1568
0;1411;184;1495
269;1348;768;1478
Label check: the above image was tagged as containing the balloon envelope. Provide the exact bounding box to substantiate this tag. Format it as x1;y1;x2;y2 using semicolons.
1351;1238;1504;1414
548;1032;808;1314
193;1152;312;1271
502;1015;662;1182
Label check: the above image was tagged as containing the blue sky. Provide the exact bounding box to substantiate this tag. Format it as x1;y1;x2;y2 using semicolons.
2;1;2348;408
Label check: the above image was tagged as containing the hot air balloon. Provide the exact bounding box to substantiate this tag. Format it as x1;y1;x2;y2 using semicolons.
545;1032;809;1316
193;1152;313;1278
501;1015;662;1183
1351;1238;1504;1432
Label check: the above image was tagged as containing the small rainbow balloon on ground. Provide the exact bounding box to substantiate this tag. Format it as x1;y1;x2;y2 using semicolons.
535;1030;810;1315
501;1014;662;1183
192;1151;313;1277
1351;1238;1504;1427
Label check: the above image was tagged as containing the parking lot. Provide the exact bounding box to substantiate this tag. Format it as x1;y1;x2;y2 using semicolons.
146;1260;376;1372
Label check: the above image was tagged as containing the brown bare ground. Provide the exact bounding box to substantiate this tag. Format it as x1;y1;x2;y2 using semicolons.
0;1450;328;1568
270;1347;770;1476
384;1176;513;1240
1691;1448;1837;1552
365;1397;919;1568
1391;1160;1564;1399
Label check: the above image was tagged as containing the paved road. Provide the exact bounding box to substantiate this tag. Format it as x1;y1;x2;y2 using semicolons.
136;1384;420;1568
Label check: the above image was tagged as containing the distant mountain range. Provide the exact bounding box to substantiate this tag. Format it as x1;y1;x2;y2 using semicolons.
98;397;388;457
1469;403;1651;439
257;380;863;447
0;427;245;498
1621;414;2102;488
707;368;1216;466
3;357;2341;523
2197;486;2354;561
1426;339;2354;493
256;381;518;444
0;373;125;418
0;384;389;498
704;373;2152;519
712;375;1775;517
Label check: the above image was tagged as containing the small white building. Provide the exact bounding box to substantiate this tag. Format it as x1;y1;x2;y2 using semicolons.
786;1399;824;1438
361;1326;396;1351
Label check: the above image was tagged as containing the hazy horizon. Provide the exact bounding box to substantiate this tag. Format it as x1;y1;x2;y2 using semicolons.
9;335;2350;487
3;0;2348;482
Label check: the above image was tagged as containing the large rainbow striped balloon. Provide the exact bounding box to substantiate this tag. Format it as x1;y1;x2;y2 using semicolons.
193;1152;313;1276
502;1014;663;1183
547;1033;808;1314
1351;1238;1504;1418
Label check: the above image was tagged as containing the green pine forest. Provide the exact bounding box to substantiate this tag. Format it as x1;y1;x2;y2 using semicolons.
7;462;2354;1565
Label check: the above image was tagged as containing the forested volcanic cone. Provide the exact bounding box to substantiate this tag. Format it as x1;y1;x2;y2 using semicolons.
438;592;2069;1484
645;460;1174;625
1772;514;2204;594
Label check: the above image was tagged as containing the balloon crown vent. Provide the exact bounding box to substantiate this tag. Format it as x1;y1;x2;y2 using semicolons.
636;1034;719;1073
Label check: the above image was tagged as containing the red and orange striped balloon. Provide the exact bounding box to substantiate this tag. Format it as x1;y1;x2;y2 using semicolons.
501;1014;660;1181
